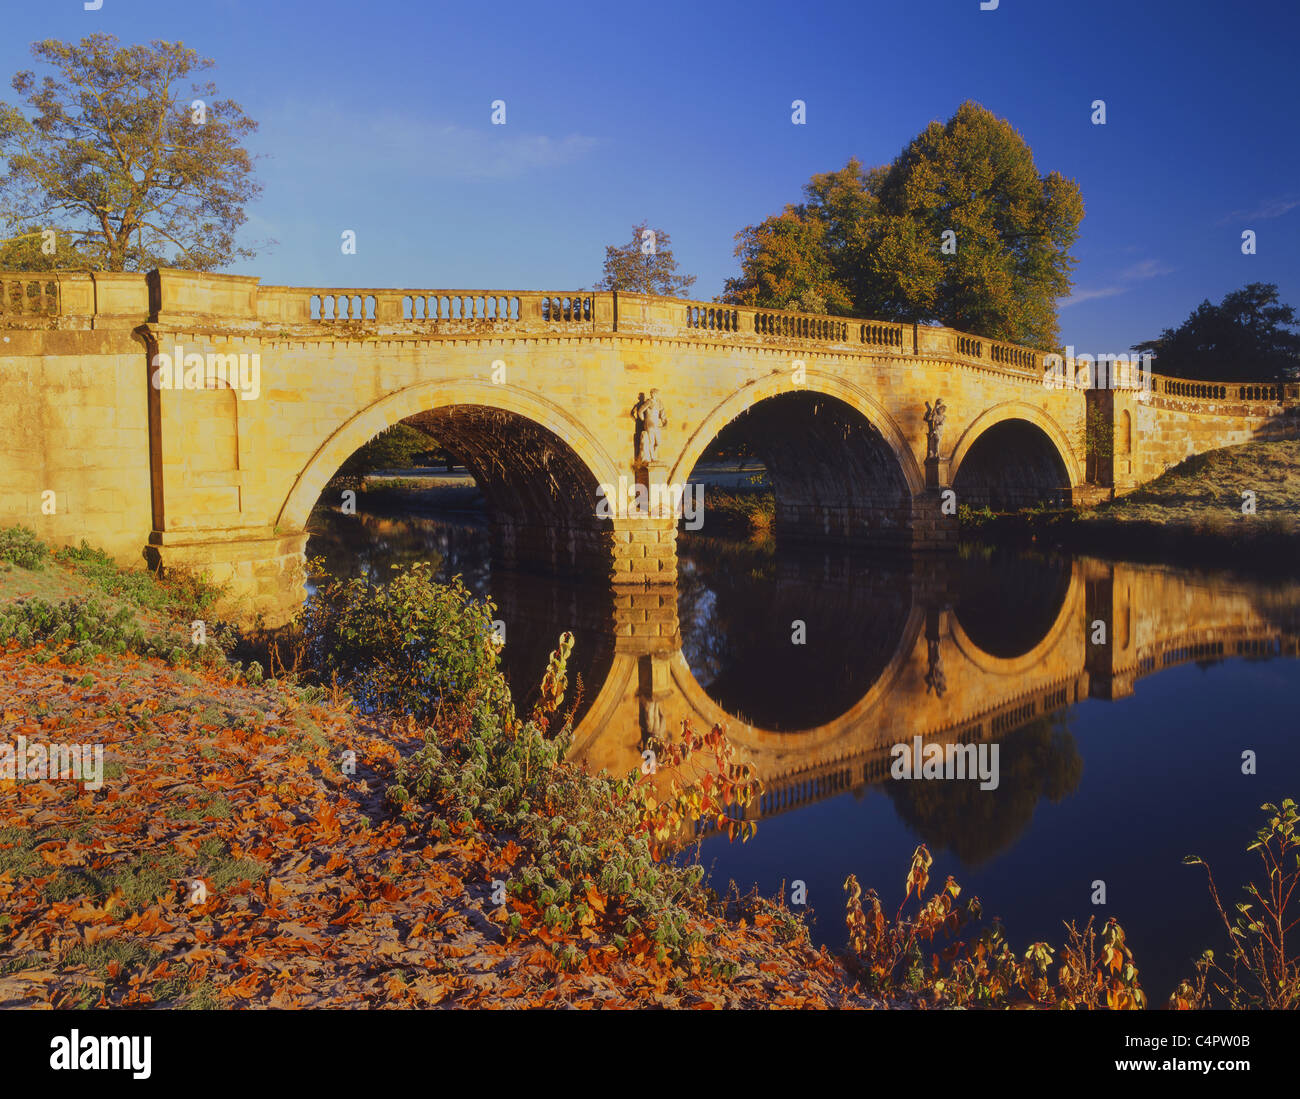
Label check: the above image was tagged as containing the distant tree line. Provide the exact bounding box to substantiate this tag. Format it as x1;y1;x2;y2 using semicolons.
1133;283;1300;384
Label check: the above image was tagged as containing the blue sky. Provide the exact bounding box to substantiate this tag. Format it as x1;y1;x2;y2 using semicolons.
4;0;1298;352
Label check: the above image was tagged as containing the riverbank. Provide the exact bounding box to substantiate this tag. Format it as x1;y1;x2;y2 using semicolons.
962;440;1300;573
3;529;1290;1010
0;536;876;1009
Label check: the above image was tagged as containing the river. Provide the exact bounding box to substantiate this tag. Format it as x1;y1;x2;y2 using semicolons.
304;480;1300;1002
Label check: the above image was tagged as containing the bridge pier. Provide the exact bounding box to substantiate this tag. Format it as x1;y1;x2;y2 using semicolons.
608;516;678;587
909;490;961;552
145;528;309;628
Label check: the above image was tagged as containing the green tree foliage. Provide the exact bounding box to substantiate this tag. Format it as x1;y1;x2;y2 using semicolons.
0;34;264;271
331;424;439;484
593;222;696;296
725;206;854;316
301;565;507;721
723;102;1084;348
0;223;95;270
884;714;1083;867
1132;283;1300;383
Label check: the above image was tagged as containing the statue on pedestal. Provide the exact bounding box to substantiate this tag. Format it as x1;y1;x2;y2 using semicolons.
633;389;667;464
924;398;946;460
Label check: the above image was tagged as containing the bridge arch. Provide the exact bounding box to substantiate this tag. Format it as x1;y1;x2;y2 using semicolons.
278;380;621;532
948;559;1085;676
949;401;1081;510
568;596;928;781
670;371;923;495
671;371;925;550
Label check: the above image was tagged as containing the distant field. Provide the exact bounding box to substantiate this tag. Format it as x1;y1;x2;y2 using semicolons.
364;461;767;488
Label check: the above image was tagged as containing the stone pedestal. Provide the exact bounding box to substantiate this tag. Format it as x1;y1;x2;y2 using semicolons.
924;455;951;490
608;516;678;586
609;461;678;586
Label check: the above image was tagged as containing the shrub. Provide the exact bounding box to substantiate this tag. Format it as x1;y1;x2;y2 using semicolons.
387;682;718;969
0;597;147;660
700;488;775;539
299;563;506;720
0;595;225;668
0;526;49;570
957;503;996;527
842;845;1146;1008
1177;798;1300;1009
306;561;761;970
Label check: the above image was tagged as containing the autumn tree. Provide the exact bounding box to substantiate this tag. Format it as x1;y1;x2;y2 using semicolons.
0;223;95;270
593;222;696;296
0;34;264;271
724;102;1084;348
725;205;853;316
1132;283;1300;383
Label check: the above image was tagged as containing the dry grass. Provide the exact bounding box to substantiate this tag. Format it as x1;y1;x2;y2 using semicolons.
1085;440;1300;533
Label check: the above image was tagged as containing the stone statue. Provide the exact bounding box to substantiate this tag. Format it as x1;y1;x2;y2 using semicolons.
639;696;666;746
633;389;668;464
924;637;947;698
923;398;946;460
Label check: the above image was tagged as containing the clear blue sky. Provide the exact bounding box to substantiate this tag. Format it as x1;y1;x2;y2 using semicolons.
4;0;1298;352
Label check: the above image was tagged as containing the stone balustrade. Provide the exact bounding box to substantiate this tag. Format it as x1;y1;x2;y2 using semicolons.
860;322;905;349
0;275;59;319
1147;374;1299;410
991;342;1038;371
3;268;1296;401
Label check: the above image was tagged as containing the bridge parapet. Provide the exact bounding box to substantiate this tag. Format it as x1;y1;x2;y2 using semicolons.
9;269;1298;410
256;286;608;332
1147;373;1300;411
0;270;151;329
0;274;59;321
0;268;1059;385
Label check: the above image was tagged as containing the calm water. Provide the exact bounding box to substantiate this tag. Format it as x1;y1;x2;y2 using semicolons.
306;499;1300;1002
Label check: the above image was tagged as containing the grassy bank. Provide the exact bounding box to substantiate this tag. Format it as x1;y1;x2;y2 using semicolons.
960;440;1300;571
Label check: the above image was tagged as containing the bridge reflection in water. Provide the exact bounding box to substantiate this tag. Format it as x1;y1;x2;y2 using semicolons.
305;508;1300;994
546;548;1300;842
305;509;1300;853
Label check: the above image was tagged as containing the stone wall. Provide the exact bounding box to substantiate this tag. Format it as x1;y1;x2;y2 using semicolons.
0;324;154;565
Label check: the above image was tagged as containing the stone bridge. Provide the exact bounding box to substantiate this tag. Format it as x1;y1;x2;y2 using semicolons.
565;557;1300;823
3;269;1298;624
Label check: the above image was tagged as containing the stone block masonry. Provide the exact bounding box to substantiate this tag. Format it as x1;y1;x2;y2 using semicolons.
3;268;1296;626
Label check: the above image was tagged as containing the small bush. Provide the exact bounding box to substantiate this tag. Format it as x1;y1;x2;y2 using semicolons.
842;846;1147;1008
303;562;757;971
0;597;146;658
300;563;505;720
0;596;223;668
1178;798;1300;1009
0;526;49;570
700;488;775;539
